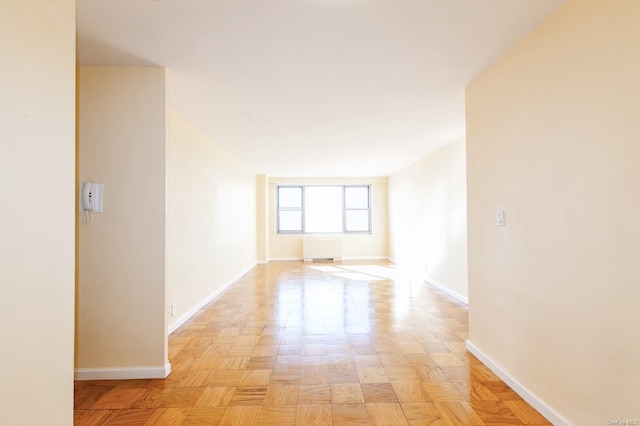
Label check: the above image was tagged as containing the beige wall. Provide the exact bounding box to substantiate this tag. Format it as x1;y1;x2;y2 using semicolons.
77;67;168;376
389;139;468;301
256;175;269;263
268;177;388;260
167;111;257;329
0;1;76;423
466;0;640;423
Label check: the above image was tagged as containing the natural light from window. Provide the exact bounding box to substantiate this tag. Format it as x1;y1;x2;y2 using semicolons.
277;185;371;234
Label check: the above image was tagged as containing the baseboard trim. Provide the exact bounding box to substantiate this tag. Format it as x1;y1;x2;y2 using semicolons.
75;363;171;381
342;256;389;261
268;257;303;262
465;341;569;426
425;278;468;305
387;257;397;264
256;260;269;265
266;257;392;263
168;263;256;334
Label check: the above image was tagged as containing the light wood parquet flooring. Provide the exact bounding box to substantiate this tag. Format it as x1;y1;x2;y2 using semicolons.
74;261;550;425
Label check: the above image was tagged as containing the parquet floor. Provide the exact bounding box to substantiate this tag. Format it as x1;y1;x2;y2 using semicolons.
74;261;550;425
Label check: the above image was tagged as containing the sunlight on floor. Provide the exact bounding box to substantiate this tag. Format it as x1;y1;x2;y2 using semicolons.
307;264;397;281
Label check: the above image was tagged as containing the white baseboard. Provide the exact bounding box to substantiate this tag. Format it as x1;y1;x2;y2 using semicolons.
387;257;397;264
75;363;171;381
256;260;269;265
465;341;569;426
168;262;256;334
342;256;389;261
425;278;468;305
267;257;392;263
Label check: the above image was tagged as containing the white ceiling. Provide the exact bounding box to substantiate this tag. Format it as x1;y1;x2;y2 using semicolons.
77;0;565;177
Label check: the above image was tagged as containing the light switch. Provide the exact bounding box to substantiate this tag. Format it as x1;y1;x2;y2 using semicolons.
497;209;505;226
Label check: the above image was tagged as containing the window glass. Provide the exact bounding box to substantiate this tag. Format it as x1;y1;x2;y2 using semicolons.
278;210;302;232
304;186;343;233
278;187;302;208
345;210;370;232
345;186;369;209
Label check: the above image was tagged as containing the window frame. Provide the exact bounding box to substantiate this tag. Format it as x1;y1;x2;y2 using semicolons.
276;184;372;235
276;185;304;233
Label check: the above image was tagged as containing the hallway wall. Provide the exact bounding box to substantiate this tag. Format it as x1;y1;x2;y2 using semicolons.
466;0;640;423
76;67;168;378
388;139;468;302
0;1;76;423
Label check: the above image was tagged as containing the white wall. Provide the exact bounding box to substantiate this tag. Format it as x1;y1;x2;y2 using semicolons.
77;67;168;378
167;111;257;331
268;177;388;261
388;139;468;302
466;0;640;423
256;175;269;264
0;1;76;423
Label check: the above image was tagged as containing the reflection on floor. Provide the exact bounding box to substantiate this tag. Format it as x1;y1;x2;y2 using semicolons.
74;261;550;425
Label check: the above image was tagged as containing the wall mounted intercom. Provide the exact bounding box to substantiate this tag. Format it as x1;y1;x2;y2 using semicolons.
79;182;103;223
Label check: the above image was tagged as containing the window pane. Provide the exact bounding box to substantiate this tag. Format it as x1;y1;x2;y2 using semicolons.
345;186;369;209
345;210;370;232
304;186;343;233
279;210;302;232
278;187;302;208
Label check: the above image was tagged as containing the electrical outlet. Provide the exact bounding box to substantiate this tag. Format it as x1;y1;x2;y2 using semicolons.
170;304;176;317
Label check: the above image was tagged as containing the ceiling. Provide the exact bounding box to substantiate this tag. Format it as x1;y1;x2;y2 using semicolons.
77;0;565;177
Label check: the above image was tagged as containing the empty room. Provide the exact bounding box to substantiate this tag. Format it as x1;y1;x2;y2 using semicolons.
1;0;638;425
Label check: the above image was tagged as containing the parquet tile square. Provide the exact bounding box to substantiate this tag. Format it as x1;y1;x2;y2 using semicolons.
144;407;190;425
330;383;365;403
331;403;370;425
194;386;236;407
385;366;420;382
361;383;399;403
73;409;116;425
423;382;466;401
357;367;390;384
470;400;522;424
269;368;301;385
229;386;268;406
392;381;432;403
91;388;146;409
298;384;331;404
219;405;261;426
176;370;217;387
264;385;299;406
161;387;204;408
209;370;244;386
295;404;332;425
182;407;227;425
300;365;329;385
379;353;410;367
365;402;409;426
239;369;272;386
74;385;113;410
73;261;550;426
504;400;550;424
257;405;297;424
435;400;485;426
328;367;360;384
430;353;465;367
128;388;172;409
219;356;250;370
401;402;446;425
105;408;155;425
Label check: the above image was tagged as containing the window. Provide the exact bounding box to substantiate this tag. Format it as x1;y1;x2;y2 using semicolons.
277;185;371;234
